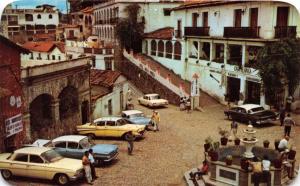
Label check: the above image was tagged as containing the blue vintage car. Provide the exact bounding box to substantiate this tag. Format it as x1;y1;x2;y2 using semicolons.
30;135;118;165
121;110;152;129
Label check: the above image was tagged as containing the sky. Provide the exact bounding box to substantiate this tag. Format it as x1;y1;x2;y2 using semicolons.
10;0;68;13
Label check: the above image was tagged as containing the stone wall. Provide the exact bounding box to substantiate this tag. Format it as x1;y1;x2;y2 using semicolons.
120;59;180;105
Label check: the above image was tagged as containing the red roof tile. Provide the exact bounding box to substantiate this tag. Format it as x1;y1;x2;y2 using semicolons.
22;41;65;53
144;27;174;40
91;69;121;88
173;0;247;11
81;7;94;14
0;87;12;98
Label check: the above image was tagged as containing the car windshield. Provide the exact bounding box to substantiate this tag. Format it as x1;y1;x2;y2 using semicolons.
130;113;144;118
41;150;63;162
80;138;91;149
250;107;265;113
150;95;160;100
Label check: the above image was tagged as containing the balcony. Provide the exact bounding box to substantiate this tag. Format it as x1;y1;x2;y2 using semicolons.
174;30;182;38
184;27;210;37
274;26;296;38
224;27;260;38
8;21;18;26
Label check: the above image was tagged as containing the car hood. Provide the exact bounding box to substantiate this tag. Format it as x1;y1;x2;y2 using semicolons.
129;117;151;125
77;123;94;129
92;144;118;154
49;158;83;171
0;153;11;161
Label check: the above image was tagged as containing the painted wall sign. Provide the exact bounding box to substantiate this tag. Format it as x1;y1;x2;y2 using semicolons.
227;72;238;78
5;114;23;137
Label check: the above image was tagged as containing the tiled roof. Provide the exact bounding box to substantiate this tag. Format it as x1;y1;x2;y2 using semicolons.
91;69;121;88
173;0;245;10
81;6;94;14
144;27;174;40
22;41;65;53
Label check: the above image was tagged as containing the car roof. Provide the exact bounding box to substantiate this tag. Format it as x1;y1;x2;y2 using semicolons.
94;117;122;123
144;93;159;96
14;147;52;155
52;135;86;143
238;104;262;111
122;110;143;115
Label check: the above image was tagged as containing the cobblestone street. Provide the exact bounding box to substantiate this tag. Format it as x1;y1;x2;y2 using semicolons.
6;99;300;186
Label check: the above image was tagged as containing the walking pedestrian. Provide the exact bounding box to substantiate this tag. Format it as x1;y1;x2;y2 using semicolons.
286;95;293;112
88;149;98;180
279;104;286;126
262;155;271;186
283;114;295;137
230;120;238;138
126;131;134;155
151;110;160;132
186;98;191;113
82;151;93;185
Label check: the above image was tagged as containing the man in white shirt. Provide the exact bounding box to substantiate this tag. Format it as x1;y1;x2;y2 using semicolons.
278;136;289;152
88;149;98;180
262;155;271;186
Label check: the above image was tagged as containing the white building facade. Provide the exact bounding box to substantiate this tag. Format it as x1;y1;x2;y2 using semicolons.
142;1;300;107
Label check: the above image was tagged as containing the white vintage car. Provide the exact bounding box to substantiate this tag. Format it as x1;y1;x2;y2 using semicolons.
0;147;84;185
138;94;169;107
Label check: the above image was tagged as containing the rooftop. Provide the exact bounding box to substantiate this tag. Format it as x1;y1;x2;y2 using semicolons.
144;27;174;40
22;41;65;53
14;147;53;155
91;69;121;88
52;135;86;143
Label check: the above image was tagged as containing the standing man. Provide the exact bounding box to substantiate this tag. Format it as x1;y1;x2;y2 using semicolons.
88;149;97;180
230;120;238;138
126;131;134;155
186;98;191;113
262;155;271;186
286;95;293;112
82;151;93;185
151;110;160;132
279;104;286;126
284;114;295;137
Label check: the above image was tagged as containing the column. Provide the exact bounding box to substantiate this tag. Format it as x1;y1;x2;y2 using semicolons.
172;41;175;59
241;44;246;67
163;40;166;57
23;112;31;141
209;41;213;61
155;40;158;56
224;43;228;64
51;98;60;123
238;77;246;105
198;41;202;60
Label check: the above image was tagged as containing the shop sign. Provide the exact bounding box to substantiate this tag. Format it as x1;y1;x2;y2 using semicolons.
5;114;23;137
227;72;238;78
191;73;199;96
210;69;221;74
246;77;261;83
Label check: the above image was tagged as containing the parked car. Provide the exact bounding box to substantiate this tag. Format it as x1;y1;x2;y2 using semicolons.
224;104;279;125
76;117;146;140
138;94;168;107
0;147;84;185
121;110;152;129
27;135;118;165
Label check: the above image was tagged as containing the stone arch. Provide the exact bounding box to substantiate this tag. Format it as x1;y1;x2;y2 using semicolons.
58;86;79;120
166;41;173;58
29;94;54;139
158;40;164;57
151;40;157;56
174;41;182;60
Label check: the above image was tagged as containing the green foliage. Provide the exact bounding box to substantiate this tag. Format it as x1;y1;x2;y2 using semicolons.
256;38;300;106
115;4;145;53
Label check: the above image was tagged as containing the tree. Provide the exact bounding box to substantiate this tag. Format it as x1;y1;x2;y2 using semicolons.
256;38;300;107
115;4;144;53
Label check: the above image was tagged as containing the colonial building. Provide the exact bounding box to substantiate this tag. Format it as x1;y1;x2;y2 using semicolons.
0;35;29;152
21;41;66;67
70;7;94;40
93;0;186;44
91;69;128;119
0;4;59;43
141;1;300;107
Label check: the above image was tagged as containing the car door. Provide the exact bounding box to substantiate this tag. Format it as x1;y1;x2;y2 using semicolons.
53;141;67;157
105;120;118;137
95;120;106;137
238;108;248;122
66;142;82;159
141;96;148;105
10;153;29;177
27;154;46;179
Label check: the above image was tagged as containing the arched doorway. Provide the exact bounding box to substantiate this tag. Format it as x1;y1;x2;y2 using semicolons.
59;86;79;120
174;41;182;60
81;101;89;124
29;94;53;139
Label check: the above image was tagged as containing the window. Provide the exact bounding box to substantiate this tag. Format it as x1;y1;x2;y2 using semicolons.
163;8;171;16
30;53;34;59
37;14;41;19
96;121;106;126
165;41;173;59
47;55;50;60
14;154;28;162
192;13;199;27
55;142;66;148
106;121;115;126
25;14;33;21
29;155;44;163
151;40;157;56
157;40;164;57
105;60;112;70
37;53;41;60
202;12;208;27
234;9;242;27
67;142;78;149
174;42;182;60
49;14;52;19
58;56;61;60
52;55;55;60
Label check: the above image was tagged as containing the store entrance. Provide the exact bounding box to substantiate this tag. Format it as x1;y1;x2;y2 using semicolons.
227;77;240;102
246;81;260;104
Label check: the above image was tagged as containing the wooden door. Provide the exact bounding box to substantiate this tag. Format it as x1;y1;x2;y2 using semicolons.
276;7;289;26
250;8;258;27
234;9;242;27
192;13;199;27
202;12;208;27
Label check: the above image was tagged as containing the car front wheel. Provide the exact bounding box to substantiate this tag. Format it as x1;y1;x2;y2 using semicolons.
55;174;69;185
1;170;12;180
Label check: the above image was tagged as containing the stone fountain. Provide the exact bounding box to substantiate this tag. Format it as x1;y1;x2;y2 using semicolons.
241;124;258;158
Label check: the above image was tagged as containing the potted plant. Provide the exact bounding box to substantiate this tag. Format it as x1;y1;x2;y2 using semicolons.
218;127;229;146
209;141;220;161
288;146;297;160
204;136;213;152
274;158;282;168
274;139;280;150
234;137;240;145
263;140;270;148
226;155;233;165
240;158;249;171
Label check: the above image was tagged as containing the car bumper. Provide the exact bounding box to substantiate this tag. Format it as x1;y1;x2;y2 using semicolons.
103;152;119;162
70;170;85;181
256;118;277;124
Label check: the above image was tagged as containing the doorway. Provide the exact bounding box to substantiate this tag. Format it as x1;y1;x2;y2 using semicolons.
246;81;260;104
227;77;240;102
81;101;89;124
